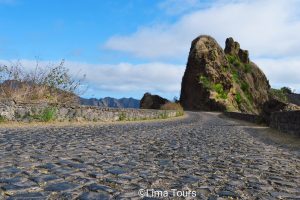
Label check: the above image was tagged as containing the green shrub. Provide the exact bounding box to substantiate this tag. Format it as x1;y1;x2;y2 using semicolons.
233;59;241;67
41;107;57;122
226;55;241;67
235;93;242;104
227;55;236;64
213;83;228;99
0;115;6;123
33;107;57;122
118;112;126;121
213;83;223;94
241;81;249;92
199;75;211;89
280;87;292;94
270;88;288;102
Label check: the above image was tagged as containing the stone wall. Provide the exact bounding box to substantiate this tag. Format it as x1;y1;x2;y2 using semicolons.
0;101;181;122
270;111;300;137
224;112;263;123
224;111;300;137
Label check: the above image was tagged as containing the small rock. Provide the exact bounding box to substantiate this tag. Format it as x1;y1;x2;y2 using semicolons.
44;182;79;192
78;192;110;200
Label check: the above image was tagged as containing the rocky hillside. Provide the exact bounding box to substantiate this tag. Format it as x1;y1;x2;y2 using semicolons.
180;36;270;114
80;97;140;108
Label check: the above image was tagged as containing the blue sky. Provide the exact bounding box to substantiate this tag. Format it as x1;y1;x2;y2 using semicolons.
1;0;300;100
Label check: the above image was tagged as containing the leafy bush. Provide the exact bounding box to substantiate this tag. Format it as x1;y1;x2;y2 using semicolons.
280;87;292;94
199;75;211;89
235;93;242;104
270;88;288;102
213;83;227;99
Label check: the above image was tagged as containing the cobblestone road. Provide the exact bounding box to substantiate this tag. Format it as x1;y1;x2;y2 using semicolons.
0;112;299;199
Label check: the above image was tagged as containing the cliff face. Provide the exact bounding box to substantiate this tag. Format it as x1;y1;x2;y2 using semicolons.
180;35;270;114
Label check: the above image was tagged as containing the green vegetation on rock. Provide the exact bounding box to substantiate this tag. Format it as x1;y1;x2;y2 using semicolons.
232;71;239;82
226;55;252;75
199;75;228;100
180;36;271;114
213;83;228;99
235;93;242;104
241;81;249;92
244;63;252;73
199;75;211;89
34;107;57;122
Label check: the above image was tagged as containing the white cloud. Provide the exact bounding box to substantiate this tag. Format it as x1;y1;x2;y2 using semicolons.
0;59;184;98
65;61;184;95
104;0;300;93
105;0;300;59
255;57;300;92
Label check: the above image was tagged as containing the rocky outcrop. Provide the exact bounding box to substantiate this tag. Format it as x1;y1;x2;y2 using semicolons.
225;37;249;63
140;93;169;109
180;35;270;114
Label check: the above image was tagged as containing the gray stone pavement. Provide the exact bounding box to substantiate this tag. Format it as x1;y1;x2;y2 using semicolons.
0;112;299;199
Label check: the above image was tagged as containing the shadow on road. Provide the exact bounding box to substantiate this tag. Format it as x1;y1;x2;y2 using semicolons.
218;113;300;154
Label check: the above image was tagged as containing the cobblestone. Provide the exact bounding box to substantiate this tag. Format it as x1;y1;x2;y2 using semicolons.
0;112;299;199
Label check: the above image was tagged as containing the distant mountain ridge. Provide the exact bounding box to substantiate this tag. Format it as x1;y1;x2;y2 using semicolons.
80;97;140;108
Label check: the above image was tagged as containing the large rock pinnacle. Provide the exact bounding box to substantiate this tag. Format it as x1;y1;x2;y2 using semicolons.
180;35;270;114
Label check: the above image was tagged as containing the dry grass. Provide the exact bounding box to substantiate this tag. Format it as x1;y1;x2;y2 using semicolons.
160;102;183;111
0;59;84;104
0;81;78;104
160;102;184;116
